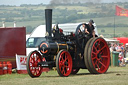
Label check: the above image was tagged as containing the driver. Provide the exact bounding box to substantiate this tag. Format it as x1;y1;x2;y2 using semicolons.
79;20;95;38
86;19;95;38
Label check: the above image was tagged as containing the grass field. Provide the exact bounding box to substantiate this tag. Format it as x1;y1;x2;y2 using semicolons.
97;27;128;38
4;16;128;27
0;65;128;85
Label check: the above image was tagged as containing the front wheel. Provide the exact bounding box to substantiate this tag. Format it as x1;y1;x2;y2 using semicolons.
56;50;72;77
26;50;42;78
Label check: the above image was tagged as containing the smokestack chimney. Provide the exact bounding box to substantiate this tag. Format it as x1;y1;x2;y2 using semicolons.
45;9;52;37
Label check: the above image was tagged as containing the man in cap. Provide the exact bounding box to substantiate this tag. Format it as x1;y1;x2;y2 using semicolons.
85;19;95;38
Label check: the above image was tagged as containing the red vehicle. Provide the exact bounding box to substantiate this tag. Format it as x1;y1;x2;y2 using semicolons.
26;9;110;78
115;37;128;45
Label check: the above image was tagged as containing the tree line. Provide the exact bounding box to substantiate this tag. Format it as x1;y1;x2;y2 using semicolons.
0;2;126;23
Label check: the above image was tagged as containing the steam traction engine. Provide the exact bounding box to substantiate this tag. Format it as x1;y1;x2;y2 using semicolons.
26;9;110;78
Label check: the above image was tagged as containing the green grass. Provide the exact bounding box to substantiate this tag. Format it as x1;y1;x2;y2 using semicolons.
0;65;128;85
76;16;128;25
98;27;128;37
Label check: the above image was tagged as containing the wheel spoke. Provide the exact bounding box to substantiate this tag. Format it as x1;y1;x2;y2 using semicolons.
96;41;101;49
35;68;38;75
93;46;98;52
37;58;41;62
101;55;108;58
36;68;40;74
33;67;36;75
59;61;63;66
35;68;37;75
99;46;106;52
99;61;106;68
30;58;34;63
61;54;64;61
64;56;68;62
94;60;98;66
92;56;97;60
100;50;103;55
36;55;40;62
96;61;100;71
35;55;38;62
92;52;97;55
31;55;35;63
62;67;65;75
98;57;102;61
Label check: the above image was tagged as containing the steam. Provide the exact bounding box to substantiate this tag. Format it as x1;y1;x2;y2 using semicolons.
47;0;71;9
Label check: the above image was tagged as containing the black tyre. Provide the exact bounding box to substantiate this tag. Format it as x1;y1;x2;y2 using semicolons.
84;38;95;73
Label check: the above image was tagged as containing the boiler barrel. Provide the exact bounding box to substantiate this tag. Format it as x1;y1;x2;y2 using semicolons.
39;41;70;55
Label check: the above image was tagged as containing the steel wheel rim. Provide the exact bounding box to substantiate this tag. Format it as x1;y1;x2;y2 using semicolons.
91;38;110;73
29;52;42;76
59;51;72;76
84;38;95;73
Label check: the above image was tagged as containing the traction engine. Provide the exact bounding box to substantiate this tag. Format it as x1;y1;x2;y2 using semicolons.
26;9;110;78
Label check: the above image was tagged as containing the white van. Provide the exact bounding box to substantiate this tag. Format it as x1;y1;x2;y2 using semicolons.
26;23;98;56
26;25;46;56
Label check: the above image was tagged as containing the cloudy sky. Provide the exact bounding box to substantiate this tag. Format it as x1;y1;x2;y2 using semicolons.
0;0;127;6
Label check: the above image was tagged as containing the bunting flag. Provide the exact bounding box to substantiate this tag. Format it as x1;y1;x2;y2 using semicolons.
115;5;128;17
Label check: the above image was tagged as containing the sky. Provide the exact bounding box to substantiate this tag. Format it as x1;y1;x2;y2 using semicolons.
0;0;127;6
0;0;50;5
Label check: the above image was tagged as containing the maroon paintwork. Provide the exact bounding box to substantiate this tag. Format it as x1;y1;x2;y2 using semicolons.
0;27;26;68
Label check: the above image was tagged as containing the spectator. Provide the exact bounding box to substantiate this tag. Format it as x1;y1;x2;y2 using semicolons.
117;43;125;67
124;43;128;64
118;50;125;67
124;43;128;58
116;43;123;52
112;43;117;51
109;43;114;52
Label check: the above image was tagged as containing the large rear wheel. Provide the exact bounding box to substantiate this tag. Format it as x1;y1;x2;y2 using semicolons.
88;37;110;74
56;50;72;77
26;50;42;78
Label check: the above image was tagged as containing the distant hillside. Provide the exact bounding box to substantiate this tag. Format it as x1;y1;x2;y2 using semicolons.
0;2;128;38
